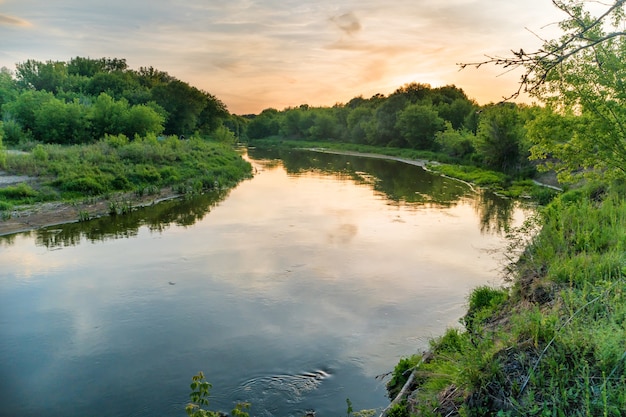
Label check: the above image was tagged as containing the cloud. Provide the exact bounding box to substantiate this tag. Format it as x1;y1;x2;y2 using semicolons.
0;13;30;27
330;12;361;35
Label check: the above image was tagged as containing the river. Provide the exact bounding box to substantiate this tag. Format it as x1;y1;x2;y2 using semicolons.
0;148;532;417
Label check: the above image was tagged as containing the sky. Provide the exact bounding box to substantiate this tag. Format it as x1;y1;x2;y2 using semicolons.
0;0;566;114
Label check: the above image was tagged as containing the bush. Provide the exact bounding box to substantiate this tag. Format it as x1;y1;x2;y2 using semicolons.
0;183;38;199
58;175;108;195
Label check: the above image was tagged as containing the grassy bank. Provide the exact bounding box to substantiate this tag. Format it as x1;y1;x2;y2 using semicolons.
386;182;626;416
0;134;252;214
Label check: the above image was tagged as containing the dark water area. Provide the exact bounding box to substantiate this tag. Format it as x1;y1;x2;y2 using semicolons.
0;149;532;417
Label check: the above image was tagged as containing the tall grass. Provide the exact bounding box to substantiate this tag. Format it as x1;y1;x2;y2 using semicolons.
0;134;252;210
393;183;626;416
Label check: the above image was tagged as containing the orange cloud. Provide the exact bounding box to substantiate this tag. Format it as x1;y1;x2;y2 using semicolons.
0;13;30;27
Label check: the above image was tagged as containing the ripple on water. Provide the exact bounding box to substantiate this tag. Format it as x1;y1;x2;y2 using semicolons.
231;369;332;412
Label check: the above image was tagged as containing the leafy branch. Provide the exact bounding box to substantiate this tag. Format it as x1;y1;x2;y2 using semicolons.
458;0;626;100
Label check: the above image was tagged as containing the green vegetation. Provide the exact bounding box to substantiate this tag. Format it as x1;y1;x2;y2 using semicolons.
186;372;250;417
393;184;626;416
382;2;626;416
0;57;234;144
243;86;540;188
0;58;252;215
0;135;251;212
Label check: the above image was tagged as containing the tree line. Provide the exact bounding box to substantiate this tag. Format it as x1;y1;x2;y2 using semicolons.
0;57;234;145
244;83;541;179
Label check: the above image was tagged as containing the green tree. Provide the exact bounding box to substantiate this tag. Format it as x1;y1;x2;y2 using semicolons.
346;106;375;144
0;67;18;119
33;97;91;144
246;108;281;139
435;123;475;159
2;90;56;133
151;80;217;135
124;104;165;138
396;103;445;150
15;59;68;93
0;121;6;168
308;111;339;140
89;93;129;139
475;104;528;175
373;95;407;146
462;0;626;181
435;98;476;130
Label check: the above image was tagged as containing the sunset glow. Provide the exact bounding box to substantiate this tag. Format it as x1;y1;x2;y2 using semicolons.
0;0;564;114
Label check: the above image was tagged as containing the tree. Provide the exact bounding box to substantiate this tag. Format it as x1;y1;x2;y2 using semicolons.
396;103;445;150
151;80;208;135
373;94;407;146
33;98;91;144
15;59;68;93
0;67;18;119
124;104;165;138
475;104;528;175
461;0;626;181
2;90;56;133
435;123;475;159
89;93;129;139
246;108;280;139
0;122;6;168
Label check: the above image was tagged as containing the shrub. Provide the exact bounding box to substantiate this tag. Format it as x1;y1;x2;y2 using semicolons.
59;175;108;195
0;183;38;199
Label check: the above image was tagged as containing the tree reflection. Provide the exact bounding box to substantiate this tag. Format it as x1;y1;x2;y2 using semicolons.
251;147;523;234
34;190;229;248
11;148;524;248
472;190;516;234
250;148;472;207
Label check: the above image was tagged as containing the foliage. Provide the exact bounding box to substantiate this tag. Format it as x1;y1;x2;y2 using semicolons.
462;1;626;183
1;135;251;205
3;57;229;143
475;104;531;176
186;372;250;417
387;355;422;400
245;83;538;184
0;121;5;168
400;184;626;416
396;103;445;150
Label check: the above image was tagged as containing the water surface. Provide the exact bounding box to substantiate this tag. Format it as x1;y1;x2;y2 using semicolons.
0;149;531;417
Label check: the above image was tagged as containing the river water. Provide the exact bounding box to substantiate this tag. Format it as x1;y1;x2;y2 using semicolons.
0;148;532;417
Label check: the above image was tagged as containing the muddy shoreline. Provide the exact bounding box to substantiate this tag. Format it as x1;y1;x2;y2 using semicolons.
0;188;182;237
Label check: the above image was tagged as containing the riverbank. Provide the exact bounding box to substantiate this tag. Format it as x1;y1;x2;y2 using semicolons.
384;182;626;416
0;186;183;236
0;138;252;236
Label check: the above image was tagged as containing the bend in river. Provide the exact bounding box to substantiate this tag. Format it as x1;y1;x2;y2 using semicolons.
0;148;534;417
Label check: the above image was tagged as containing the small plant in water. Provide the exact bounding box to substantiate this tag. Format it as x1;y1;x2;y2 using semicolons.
108;201;119;216
78;210;90;222
186;372;250;417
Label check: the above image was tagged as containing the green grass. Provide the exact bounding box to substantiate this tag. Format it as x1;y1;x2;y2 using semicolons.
398;183;626;416
1;134;252;207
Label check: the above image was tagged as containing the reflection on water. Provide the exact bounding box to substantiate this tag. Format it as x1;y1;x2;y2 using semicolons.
33;190;229;248
251;147;520;233
2;149;523;250
0;149;533;417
